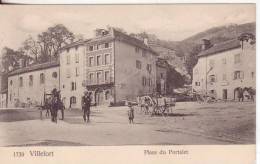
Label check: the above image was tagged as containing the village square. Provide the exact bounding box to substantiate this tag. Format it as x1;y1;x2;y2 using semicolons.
0;5;256;146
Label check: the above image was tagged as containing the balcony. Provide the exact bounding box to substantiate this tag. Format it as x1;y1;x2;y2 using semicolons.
85;77;114;88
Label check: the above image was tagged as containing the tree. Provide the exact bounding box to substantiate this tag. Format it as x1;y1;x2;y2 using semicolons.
37;24;75;62
1;47;18;72
184;44;201;79
166;66;185;94
22;36;40;61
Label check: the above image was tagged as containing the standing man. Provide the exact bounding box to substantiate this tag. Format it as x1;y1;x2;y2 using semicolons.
82;91;92;123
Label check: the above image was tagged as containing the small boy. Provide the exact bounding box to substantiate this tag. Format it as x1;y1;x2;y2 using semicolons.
128;103;135;124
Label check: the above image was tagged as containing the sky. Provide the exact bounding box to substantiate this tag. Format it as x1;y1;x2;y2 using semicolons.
0;4;256;52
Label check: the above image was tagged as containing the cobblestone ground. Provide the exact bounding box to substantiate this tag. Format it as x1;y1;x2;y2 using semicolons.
0;101;255;146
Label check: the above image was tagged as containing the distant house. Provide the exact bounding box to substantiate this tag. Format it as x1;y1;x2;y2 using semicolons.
0;72;8;108
8;61;60;107
192;33;256;100
156;58;168;95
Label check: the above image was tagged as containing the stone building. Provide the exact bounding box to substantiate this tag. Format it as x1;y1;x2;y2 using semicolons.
0;73;8;108
84;28;158;106
6;28;160;109
192;34;256;100
59;40;87;109
8;61;60;107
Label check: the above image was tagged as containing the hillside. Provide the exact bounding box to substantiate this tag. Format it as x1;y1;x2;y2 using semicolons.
146;22;256;78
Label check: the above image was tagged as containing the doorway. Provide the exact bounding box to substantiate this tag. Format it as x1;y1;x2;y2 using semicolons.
222;89;227;99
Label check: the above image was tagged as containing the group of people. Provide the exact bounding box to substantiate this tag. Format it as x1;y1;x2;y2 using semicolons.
43;88;136;124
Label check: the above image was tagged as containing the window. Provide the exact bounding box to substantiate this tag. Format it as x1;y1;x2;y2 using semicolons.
105;43;109;48
75;46;78;51
147;78;152;86
75;67;79;76
40;73;45;84
89;46;93;51
195;82;200;86
66;55;70;64
142;76;146;86
142;50;147;57
251;72;255;78
71;82;77;91
89;73;94;84
136;60;142;69
19;77;23;87
234;54;241;64
222;74;227;81
209;75;216;82
160;73;164;78
105;91;110;100
70;96;76;104
10;80;13;86
66;48;70;53
94;45;98;50
75;53;79;63
147;64;152;73
97;72;102;84
66;69;71;78
29;75;33;87
105;54;111;65
89;57;94;67
222;58;226;64
52;72;58;78
234;71;244;80
105;71;109;82
97;55;102;66
135;47;139;53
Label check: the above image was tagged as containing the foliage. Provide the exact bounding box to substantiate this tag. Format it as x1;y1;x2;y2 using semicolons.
1;24;75;72
37;24;75;62
166;66;185;94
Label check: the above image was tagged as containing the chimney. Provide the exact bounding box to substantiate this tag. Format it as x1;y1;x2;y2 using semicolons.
201;39;211;50
95;29;109;37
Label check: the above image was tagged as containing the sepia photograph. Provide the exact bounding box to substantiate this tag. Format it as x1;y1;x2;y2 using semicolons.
0;4;256;147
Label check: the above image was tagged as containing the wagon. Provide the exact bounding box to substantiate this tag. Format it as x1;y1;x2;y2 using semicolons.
137;95;176;116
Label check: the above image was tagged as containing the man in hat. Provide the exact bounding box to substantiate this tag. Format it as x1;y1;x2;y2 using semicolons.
82;91;92;123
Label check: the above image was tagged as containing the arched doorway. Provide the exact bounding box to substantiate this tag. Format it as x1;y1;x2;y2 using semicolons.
94;88;104;106
234;87;240;100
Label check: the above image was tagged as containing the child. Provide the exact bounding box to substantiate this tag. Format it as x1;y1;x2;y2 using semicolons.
128;103;135;124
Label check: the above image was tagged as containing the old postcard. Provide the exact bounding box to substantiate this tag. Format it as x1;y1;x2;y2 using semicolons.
0;4;256;164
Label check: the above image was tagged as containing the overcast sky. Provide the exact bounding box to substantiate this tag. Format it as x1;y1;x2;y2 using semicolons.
0;4;255;52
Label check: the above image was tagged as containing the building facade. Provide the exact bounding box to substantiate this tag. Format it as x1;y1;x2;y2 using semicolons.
59;41;86;109
6;28;160;109
192;34;256;100
0;73;8;108
84;28;158;106
156;58;167;95
8;61;60;107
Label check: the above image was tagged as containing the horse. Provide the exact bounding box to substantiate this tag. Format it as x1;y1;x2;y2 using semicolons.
49;92;65;123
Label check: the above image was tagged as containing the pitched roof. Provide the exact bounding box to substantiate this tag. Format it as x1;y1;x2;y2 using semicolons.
198;39;241;57
8;60;59;77
112;29;158;56
59;40;87;51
